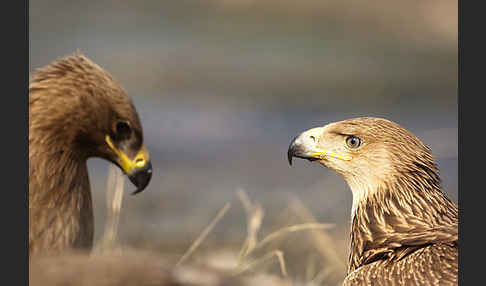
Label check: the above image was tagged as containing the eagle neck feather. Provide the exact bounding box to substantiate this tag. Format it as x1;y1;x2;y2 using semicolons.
346;169;458;274
29;145;94;256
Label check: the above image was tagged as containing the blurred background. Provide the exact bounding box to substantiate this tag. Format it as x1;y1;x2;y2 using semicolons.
30;0;457;284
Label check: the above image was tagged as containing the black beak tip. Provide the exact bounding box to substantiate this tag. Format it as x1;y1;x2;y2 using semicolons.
128;162;153;195
287;147;294;166
287;136;298;166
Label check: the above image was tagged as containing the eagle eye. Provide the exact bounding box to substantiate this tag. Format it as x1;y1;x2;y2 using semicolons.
115;121;132;141
346;135;362;149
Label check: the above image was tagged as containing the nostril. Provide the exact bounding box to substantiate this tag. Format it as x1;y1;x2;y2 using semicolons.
310;136;316;142
135;158;145;168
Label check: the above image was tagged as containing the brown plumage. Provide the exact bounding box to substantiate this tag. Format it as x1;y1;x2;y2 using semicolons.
287;117;458;285
29;52;153;257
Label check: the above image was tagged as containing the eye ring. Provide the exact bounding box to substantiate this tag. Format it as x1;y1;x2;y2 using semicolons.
346;135;362;149
115;121;132;140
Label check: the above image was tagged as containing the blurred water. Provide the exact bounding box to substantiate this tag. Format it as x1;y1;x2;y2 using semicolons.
30;0;457;249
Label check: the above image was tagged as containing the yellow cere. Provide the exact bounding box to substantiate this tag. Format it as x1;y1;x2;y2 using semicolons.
312;151;352;161
105;135;149;173
135;158;146;168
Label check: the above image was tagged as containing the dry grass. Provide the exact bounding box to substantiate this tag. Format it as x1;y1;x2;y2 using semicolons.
233;189;335;280
288;197;346;284
177;202;232;266
31;167;349;286
94;165;125;255
168;188;337;283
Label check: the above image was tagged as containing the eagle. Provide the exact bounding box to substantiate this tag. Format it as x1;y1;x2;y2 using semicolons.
287;117;458;285
29;52;153;256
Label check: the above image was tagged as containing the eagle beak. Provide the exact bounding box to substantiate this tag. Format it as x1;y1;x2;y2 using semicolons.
127;160;152;195
287;127;351;165
105;136;153;195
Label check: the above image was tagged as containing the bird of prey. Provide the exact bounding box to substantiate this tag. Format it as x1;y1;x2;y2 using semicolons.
29;52;153;256
287;117;458;285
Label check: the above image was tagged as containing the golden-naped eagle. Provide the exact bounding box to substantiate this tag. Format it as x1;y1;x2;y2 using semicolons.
288;117;458;285
29;52;152;256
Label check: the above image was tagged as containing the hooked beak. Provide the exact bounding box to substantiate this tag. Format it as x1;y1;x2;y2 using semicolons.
287;127;351;165
127;160;152;195
106;135;153;195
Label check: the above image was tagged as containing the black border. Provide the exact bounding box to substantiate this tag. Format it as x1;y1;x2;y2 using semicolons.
458;0;483;284
6;0;28;285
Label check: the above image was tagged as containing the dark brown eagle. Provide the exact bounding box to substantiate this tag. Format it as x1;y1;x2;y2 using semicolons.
287;117;458;285
29;52;153;256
